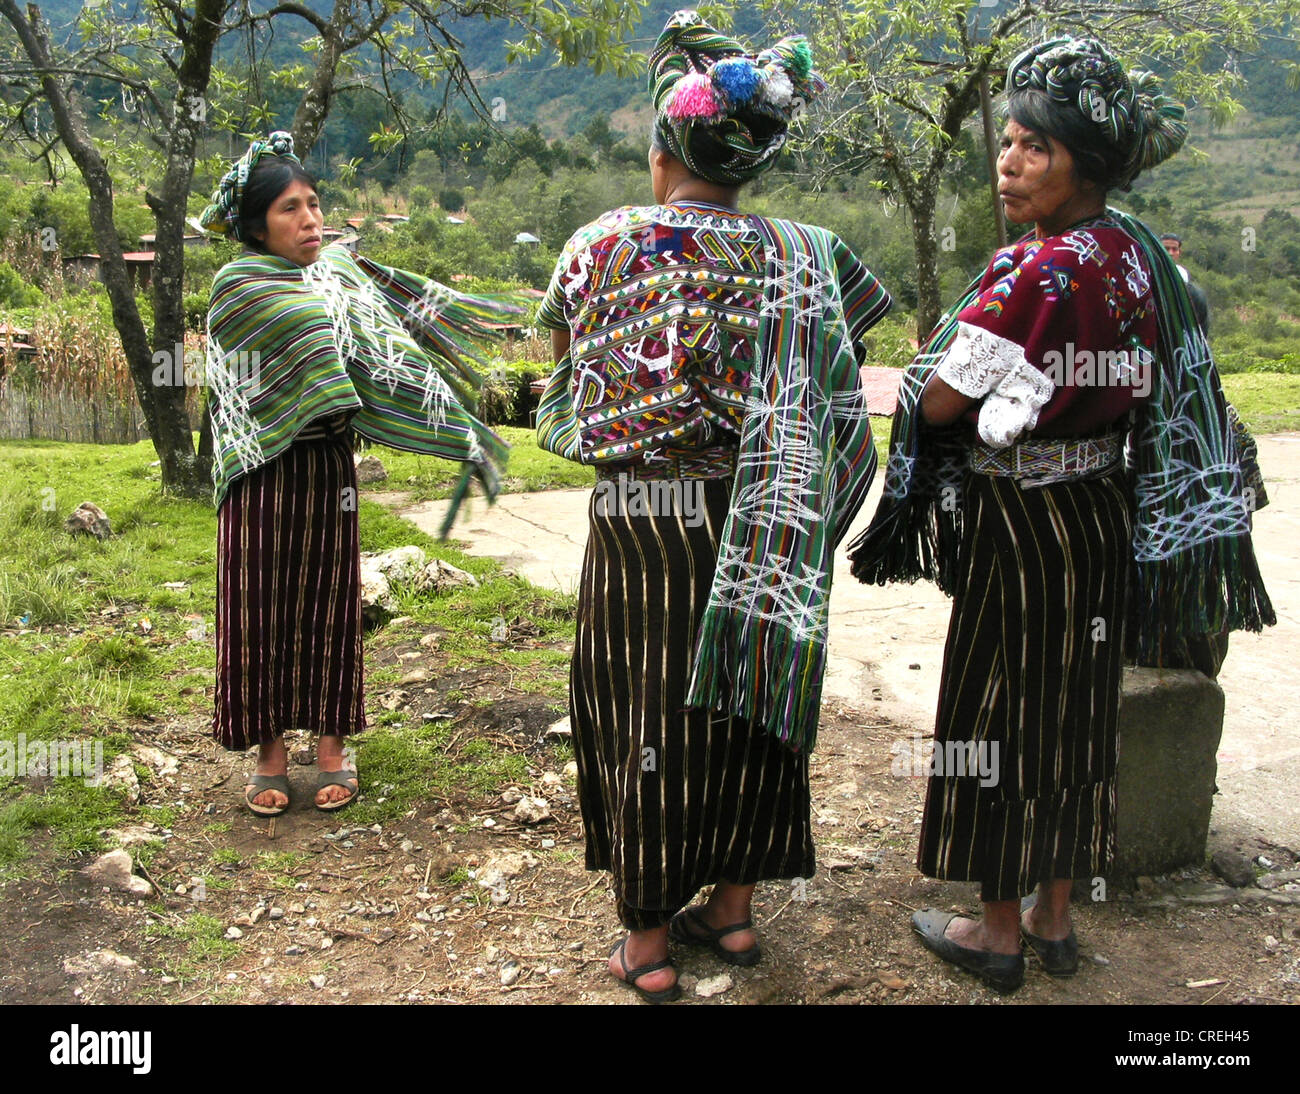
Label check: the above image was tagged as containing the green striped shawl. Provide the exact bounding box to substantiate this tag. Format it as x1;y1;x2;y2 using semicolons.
205;244;514;525
685;217;885;752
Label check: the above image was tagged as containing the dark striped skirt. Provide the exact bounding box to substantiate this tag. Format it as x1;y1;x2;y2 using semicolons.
917;468;1131;902
571;478;814;930
213;435;365;751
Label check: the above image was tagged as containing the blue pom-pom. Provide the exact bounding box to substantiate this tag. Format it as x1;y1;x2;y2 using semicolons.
711;58;762;106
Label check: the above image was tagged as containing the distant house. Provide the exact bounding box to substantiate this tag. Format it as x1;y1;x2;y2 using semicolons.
381;213;410;224
63;254;102;284
335;233;361;253
138;233;205;249
446;216;466;225
0;323;37;374
514;231;541;245
60;251;155;288
122;252;155;290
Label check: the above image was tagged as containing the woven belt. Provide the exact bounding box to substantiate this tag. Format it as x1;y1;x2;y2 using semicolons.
596;447;737;482
969;433;1123;487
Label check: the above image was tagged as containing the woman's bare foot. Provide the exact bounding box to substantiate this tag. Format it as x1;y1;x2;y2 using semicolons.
315;734;358;808
608;927;676;995
246;737;289;810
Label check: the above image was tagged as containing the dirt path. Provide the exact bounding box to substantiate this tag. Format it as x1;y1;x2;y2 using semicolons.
3;440;1297;1006
402;433;1300;852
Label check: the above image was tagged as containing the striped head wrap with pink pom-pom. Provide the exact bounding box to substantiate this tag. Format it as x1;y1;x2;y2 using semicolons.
649;9;824;185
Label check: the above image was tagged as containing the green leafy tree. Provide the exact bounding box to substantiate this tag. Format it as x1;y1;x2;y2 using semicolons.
768;0;1300;336
0;0;647;495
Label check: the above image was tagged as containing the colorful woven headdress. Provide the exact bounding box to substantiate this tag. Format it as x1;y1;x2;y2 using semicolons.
199;131;301;241
649;9;825;185
1007;37;1187;187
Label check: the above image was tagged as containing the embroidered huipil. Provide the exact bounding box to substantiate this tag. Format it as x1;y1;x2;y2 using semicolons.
935;217;1158;447
538;200;885;474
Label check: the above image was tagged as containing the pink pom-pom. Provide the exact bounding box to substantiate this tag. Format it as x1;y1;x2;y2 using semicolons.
666;73;723;121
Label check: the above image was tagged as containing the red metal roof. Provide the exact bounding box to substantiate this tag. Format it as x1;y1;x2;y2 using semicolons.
859;365;903;416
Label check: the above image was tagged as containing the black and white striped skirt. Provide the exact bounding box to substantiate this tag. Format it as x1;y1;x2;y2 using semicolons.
917;467;1132;902
570;478;814;930
213;434;365;752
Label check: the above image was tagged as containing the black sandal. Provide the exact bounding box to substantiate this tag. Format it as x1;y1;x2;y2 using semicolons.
609;937;681;1004
314;766;359;812
669;906;762;967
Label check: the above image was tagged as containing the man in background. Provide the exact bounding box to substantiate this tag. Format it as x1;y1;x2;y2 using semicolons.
1160;231;1210;333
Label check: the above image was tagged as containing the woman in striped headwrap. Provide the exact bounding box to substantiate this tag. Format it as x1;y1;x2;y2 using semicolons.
537;10;891;1002
200;133;511;816
848;37;1272;992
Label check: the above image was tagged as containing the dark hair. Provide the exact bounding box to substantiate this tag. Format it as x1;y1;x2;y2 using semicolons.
1160;232;1182;243
649;113;781;188
238;156;318;249
1006;88;1134;193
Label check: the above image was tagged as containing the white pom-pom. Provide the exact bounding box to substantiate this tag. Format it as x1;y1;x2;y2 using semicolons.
763;68;794;108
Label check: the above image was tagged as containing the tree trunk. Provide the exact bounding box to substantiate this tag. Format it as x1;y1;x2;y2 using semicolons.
2;1;200;494
290;0;351;154
145;0;227;496
909;183;943;341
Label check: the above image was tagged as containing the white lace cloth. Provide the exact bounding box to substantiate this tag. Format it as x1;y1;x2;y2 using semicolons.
978;362;1054;448
934;321;1028;397
934;321;1054;448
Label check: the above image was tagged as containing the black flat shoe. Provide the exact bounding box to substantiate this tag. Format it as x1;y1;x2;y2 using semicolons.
1019;896;1079;977
911;909;1025;994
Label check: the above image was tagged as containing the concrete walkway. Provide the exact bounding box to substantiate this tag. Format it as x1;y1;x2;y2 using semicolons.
401;434;1300;851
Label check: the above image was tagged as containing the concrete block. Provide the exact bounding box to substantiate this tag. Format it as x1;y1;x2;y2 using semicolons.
1109;666;1225;881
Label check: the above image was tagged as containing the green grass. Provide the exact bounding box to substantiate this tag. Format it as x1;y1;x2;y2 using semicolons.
1221;373;1300;434
343;718;531;825
0;436;577;875
145;912;239;977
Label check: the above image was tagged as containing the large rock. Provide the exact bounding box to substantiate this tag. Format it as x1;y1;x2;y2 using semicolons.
81;849;153;897
95;754;140;803
475;850;539;889
1108;667;1226;882
355;455;388;483
363;546;428;583
359;566;394;625
413;559;480;594
65;502;111;539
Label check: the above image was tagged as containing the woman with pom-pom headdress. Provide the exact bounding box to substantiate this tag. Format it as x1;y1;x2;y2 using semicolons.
536;9;891;1001
847;36;1273;992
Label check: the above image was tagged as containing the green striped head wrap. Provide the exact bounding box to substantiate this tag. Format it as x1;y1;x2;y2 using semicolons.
199;131;301;242
649;9;824;185
1007;37;1187;188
